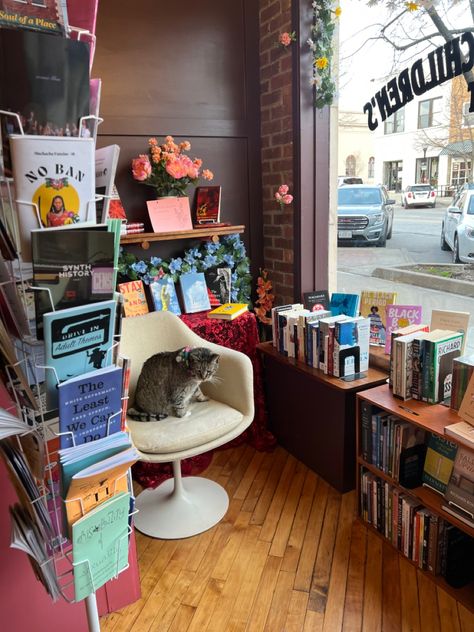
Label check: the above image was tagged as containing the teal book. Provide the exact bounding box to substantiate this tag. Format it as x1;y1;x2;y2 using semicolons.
72;491;131;601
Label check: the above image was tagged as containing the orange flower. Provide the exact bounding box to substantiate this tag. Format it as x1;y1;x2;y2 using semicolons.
202;169;214;180
180;141;191;151
149;137;158;146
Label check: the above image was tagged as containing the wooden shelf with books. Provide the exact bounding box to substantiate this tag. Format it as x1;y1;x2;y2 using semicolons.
257;341;388;493
120;224;245;249
356;384;474;612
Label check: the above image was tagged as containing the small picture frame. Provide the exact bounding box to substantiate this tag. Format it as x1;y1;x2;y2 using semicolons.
195;186;221;224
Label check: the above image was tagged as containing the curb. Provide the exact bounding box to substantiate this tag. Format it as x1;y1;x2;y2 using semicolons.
372;265;474;297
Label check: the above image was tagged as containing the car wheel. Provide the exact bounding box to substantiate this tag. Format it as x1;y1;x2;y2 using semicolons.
431;203;436;208
440;224;450;251
376;229;387;247
453;234;462;263
387;221;393;240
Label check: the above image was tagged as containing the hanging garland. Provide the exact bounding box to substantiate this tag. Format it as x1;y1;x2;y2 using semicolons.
118;234;252;304
307;1;340;109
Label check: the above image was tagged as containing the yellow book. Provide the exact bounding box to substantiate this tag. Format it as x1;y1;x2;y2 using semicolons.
207;303;248;320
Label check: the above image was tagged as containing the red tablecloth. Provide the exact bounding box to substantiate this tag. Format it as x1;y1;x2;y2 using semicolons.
132;310;275;489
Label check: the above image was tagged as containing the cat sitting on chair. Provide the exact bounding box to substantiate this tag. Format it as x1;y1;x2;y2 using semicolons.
127;346;220;421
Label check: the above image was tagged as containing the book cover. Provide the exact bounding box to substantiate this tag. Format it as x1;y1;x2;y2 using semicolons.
329;293;360;317
430;309;470;354
195;185;221;224
67;0;99;67
204;266;231;306
107;184;127;221
360;291;397;347
72;491;130;602
207;302;248;320
58;365;123;449
117;280;149;317
147;196;193;233
149;277;181;315
0;1;68;34
443;447;474;527
444;420;474;447
179;272;211;314
422;434;458;495
333;317;370;378
10;135;96;261
430;332;464;404
43;299;117;409
458;372;474;426
303;289;329;312
451;354;474;411
385;304;423;354
32;226;115;339
95;144;120;223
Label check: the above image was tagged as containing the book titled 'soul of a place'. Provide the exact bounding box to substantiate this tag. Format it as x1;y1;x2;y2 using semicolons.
58;365;123;449
9;135;96;261
44;299;116;410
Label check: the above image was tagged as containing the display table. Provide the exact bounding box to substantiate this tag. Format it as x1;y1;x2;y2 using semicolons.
132;310;275;489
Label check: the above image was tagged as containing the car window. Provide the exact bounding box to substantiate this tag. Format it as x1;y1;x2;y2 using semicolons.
468;196;474;215
337;188;382;205
412;185;431;192
457;192;467;210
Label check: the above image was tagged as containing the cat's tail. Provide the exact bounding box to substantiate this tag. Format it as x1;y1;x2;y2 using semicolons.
127;407;168;422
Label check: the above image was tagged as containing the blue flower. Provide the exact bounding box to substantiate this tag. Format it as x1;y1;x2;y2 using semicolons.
231;289;239;301
184;253;196;265
187;247;202;259
205;241;220;255
150;256;162;267
142;273;152;285
203;254;218;269
223;254;234;267
234;242;246;257
131;260;147;274
231;272;238;285
169;257;183;274
189;265;197;273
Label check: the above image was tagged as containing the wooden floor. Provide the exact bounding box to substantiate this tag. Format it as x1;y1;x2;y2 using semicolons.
101;444;474;632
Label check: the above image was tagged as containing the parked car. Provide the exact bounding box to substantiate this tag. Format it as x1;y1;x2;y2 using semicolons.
337;176;363;187
401;184;437;208
440;189;474;263
452;182;474;208
337;185;395;247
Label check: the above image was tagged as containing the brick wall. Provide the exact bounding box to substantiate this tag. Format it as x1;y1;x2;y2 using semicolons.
259;0;295;304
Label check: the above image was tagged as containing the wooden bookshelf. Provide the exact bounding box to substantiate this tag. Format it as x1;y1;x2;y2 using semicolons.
120;224;245;249
257;341;388;493
356;384;474;612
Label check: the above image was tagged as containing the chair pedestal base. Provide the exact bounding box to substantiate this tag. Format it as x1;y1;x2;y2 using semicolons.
134;475;229;539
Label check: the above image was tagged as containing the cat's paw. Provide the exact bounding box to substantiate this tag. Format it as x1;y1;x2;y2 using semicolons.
174;408;189;418
195;393;209;402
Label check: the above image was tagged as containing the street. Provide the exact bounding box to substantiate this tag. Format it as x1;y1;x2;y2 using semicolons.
338;198;453;274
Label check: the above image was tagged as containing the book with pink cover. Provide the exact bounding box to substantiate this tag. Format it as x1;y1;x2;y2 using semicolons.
147;197;193;233
67;0;99;67
385;304;423;354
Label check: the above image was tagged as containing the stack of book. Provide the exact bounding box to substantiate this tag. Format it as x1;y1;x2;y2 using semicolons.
120;222;145;235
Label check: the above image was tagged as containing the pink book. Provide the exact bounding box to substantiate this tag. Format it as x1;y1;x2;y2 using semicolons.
67;0;99;67
384;304;423;354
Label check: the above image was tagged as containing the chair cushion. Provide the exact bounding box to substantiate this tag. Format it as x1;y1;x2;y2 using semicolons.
127;399;243;454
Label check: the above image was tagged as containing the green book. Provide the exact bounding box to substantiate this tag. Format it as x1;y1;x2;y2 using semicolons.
72;491;130;602
422;433;458;495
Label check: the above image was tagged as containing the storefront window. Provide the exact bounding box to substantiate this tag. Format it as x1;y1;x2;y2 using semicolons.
451;159;472;187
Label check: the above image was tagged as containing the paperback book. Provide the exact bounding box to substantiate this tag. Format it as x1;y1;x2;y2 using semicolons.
67;0;99;68
302;290;329;312
179;272;211;314
451;354;474;411
443;447;474;528
329;292;360;317
195;185;221;224
32;226;115;339
385;304;423;354
149;277;181;315
430;309;470;354
422;434;458;495
118;280;149;317
207;303;248;321
58;365;124;449
204;266;231;306
0;1;68;35
43;299;117;409
360;290;396;347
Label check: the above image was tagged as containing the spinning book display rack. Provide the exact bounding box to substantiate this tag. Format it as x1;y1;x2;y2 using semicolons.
0;7;137;632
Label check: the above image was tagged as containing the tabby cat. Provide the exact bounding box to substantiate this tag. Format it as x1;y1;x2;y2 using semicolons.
128;346;220;421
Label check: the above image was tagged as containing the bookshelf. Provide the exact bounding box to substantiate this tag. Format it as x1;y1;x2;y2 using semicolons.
356;384;474;611
120;224;245;249
257;341;388;492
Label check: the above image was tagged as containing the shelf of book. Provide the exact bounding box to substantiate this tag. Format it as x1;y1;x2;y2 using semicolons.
356;384;474;612
120;224;245;249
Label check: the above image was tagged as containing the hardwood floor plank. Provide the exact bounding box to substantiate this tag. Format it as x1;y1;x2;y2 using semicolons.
184;526;217;573
417;571;440;632
362;531;382;632
381;541;401;632
213;447;235;467
294;477;330;592
281;469;318;573
304;610;324;632
263;570;296;632
167;605;196;632
149;569;195;632
206;525;261;632
399;556;420;632
211;511;251;581
322;492;355;632
233;450;266;500
186;578;225;632
258;454;298;541
284;590;310;632
222;497;244;524
457;603;474;632
227;539;272;630
250;450;292;526
246;554;283;632
241;450;280;513
308;487;342;613
225;445;256;498
342;521;367;632
437;588;461;632
269;462;307;557
222;445;247;476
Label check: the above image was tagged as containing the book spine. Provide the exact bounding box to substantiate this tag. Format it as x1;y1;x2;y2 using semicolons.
360;401;372;462
392;487;399;547
422;339;434;403
411;337;422;400
327;327;335;376
402;341;414;400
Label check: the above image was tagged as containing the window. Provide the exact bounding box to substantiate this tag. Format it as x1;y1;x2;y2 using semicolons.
418;98;442;128
384;109;405;134
345;155;356;176
462;102;474;127
451;159;472;188
368;156;374;179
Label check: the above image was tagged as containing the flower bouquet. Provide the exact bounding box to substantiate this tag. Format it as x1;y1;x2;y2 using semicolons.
131;136;214;198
